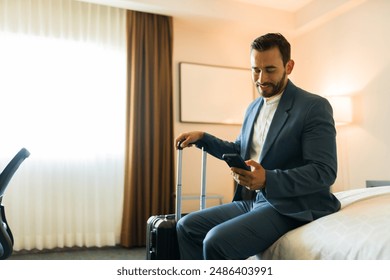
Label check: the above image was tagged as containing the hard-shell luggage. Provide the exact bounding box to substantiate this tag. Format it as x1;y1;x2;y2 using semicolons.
146;145;207;260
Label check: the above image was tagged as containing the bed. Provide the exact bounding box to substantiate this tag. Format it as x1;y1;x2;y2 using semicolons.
258;185;390;260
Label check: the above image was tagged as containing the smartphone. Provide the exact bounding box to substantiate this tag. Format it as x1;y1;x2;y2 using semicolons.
222;154;250;171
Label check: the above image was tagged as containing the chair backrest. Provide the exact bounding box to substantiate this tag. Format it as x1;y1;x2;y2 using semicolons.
0;148;30;260
1;203;14;260
0;148;30;197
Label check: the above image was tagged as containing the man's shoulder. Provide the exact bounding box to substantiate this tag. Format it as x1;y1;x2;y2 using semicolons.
246;96;262;111
287;81;328;104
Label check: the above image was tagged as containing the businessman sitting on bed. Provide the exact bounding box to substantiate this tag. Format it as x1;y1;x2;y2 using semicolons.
174;33;341;260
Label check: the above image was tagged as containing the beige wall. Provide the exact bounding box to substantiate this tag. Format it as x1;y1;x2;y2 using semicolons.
292;0;390;191
172;0;390;208
172;19;262;211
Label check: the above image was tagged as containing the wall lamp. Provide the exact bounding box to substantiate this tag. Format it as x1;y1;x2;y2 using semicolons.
327;96;353;126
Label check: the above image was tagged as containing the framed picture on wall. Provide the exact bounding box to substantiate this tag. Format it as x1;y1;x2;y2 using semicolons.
179;62;255;125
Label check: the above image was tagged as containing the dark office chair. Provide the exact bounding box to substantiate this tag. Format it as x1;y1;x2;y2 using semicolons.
0;148;30;260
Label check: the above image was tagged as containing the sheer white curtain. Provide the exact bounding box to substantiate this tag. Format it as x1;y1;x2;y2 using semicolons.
0;0;126;250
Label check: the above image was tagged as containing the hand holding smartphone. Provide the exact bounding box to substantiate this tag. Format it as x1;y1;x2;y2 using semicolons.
222;154;250;171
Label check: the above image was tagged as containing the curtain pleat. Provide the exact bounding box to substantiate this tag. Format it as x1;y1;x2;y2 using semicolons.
120;10;174;247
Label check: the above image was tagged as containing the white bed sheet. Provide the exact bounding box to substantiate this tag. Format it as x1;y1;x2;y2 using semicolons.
260;186;390;260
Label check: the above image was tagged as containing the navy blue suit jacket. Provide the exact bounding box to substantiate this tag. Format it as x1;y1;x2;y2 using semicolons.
195;80;341;222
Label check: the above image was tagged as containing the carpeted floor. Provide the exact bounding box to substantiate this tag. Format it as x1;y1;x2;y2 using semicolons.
7;246;146;260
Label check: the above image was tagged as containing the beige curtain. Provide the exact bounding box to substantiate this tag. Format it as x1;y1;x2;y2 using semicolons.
120;10;174;248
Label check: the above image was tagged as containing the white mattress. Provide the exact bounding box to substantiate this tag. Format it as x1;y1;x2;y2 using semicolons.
260;186;390;260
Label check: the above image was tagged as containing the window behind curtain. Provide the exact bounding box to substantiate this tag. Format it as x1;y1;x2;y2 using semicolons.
0;0;126;250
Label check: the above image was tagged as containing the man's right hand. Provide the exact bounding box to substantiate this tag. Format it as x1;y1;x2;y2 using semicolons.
175;131;205;149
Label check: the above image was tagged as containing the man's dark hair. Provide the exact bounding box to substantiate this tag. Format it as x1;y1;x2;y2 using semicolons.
250;33;291;65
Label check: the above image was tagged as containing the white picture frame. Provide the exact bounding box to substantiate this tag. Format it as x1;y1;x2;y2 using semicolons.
179;62;255;125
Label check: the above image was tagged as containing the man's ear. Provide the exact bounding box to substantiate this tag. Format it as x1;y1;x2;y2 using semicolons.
286;60;294;74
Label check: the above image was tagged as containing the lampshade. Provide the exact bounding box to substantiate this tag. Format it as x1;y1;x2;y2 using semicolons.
327;96;353;125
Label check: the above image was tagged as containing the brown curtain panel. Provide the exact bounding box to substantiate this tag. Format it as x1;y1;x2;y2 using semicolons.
120;10;174;248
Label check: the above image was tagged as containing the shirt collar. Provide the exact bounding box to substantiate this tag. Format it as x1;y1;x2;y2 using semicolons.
264;90;284;105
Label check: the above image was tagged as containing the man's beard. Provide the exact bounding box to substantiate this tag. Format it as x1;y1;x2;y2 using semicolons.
256;71;287;98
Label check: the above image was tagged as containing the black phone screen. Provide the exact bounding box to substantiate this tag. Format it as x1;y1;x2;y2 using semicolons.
222;154;250;171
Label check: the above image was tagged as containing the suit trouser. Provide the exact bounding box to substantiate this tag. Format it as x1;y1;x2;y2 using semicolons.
176;192;306;260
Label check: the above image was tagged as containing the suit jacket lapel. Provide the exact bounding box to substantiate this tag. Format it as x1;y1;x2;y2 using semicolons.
243;98;263;159
260;80;295;162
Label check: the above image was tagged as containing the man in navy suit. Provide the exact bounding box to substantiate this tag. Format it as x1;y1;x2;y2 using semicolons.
175;33;341;260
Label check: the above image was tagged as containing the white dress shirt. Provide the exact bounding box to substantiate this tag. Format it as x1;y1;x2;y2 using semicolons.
249;92;283;162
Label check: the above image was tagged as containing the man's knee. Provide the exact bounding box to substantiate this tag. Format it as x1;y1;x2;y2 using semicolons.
203;226;228;259
176;214;188;235
176;212;198;236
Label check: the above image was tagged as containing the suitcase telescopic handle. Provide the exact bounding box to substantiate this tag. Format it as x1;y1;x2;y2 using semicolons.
175;140;207;222
175;141;183;222
200;148;207;210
